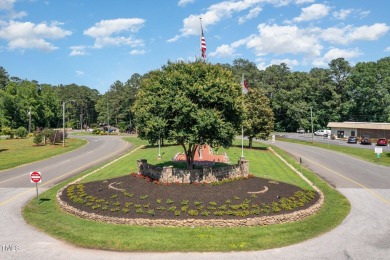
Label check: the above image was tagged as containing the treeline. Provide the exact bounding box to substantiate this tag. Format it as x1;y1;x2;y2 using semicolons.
224;56;390;132
0;69;141;133
1;56;389;133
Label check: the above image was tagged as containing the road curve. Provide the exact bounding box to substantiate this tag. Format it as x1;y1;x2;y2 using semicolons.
1;138;389;259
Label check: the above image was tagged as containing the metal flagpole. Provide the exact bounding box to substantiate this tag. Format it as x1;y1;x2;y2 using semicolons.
241;73;245;159
241;125;244;158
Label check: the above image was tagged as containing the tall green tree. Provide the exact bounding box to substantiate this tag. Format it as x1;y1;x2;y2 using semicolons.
0;66;9;90
346;58;390;122
243;87;274;148
133;61;243;169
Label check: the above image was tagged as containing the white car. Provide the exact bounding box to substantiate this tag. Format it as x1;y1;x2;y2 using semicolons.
314;129;331;136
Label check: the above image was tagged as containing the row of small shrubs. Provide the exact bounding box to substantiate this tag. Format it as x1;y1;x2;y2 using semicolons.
0;126;28;139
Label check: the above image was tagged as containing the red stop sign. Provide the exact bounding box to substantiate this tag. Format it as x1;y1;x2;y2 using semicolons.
30;171;41;183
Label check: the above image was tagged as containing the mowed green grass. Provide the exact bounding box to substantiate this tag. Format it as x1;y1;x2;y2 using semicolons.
0;137;87;170
277;137;390;167
22;136;350;252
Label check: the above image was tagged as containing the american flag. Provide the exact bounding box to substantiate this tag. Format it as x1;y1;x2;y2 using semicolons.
200;21;206;59
242;74;248;94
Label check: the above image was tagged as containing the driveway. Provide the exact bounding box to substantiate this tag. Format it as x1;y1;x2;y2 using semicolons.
1;137;389;259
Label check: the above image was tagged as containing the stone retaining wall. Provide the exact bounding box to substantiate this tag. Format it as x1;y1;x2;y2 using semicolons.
137;159;249;183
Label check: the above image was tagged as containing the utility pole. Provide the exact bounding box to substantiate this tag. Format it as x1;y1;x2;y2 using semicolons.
28;107;32;134
63;100;74;147
310;107;314;144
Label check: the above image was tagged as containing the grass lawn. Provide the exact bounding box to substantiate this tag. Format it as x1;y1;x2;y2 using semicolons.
277;137;390;167
22;136;350;252
0;137;87;171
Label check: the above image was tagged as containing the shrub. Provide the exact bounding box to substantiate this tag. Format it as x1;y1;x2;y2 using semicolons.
1;127;14;138
15;127;28;138
33;132;43;146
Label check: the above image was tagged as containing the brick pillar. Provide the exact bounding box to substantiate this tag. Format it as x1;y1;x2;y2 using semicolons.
239;159;249;177
161;166;173;183
202;166;216;183
137;159;148;175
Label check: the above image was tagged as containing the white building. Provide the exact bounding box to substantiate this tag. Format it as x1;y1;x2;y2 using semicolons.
327;122;390;139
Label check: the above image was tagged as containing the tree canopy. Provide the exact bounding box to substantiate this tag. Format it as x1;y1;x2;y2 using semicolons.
1;55;390;136
133;60;243;169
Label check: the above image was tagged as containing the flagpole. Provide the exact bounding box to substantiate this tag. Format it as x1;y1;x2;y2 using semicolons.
241;73;245;159
241;125;244;158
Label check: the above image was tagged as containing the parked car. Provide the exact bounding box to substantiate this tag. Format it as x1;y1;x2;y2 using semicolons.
296;128;305;134
314;129;331;136
360;136;371;145
376;138;388;146
347;136;357;144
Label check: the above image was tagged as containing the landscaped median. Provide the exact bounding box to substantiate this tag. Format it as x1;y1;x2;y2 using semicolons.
23;137;350;252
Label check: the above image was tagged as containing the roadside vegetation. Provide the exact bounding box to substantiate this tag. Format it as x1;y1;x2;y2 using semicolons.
277;137;390;167
0;137;87;170
23;136;350;252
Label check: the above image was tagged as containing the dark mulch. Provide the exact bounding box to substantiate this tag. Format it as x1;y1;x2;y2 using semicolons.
60;174;319;220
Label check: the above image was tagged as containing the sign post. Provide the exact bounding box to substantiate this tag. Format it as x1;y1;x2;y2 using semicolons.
30;171;41;203
375;147;382;161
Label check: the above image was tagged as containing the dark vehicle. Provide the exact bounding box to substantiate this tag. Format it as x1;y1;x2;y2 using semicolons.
376;138;388;146
347;136;357;144
360;136;371;145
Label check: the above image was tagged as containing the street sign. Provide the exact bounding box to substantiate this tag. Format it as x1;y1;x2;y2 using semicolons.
30;171;41;183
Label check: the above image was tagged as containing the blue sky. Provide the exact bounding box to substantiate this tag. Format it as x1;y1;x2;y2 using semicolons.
0;0;389;94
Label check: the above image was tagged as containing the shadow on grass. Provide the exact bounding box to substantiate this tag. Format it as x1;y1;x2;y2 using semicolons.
231;144;268;151
0;149;9;152
38;198;51;204
142;143;180;149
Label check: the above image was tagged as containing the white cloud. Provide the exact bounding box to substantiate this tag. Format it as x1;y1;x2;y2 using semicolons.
75;70;85;77
238;6;262;24
321;23;390;45
169;0;326;42
0;0;27;19
255;58;300;70
293;4;330;23
70;46;87;56
84;18;145;37
0;20;72;51
178;0;195;7
129;49;146;55
358;10;370;18
294;0;315;4
312;48;362;67
246;23;322;58
333;9;352;20
0;0;15;10
385;46;390;52
94;36;143;48
168;0;265;42
209;44;235;57
84;18;145;48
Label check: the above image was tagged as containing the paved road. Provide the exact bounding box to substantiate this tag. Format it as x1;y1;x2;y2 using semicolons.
1;137;389;259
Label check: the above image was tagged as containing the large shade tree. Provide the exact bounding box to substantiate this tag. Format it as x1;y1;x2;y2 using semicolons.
133;60;243;169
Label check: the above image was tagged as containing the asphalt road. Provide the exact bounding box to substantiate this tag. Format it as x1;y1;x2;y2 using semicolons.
1;136;389;259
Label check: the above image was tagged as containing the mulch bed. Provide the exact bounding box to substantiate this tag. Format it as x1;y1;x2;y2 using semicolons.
60;174;319;220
